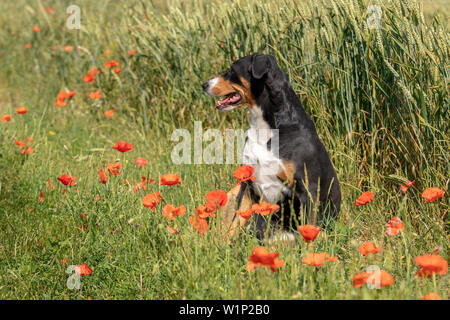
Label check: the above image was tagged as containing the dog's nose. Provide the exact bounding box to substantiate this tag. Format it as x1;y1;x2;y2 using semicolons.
202;81;209;90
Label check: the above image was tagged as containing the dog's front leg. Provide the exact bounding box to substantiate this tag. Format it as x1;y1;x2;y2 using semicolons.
219;183;253;240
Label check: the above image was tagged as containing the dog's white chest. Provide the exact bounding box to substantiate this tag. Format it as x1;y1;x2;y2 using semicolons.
242;106;288;203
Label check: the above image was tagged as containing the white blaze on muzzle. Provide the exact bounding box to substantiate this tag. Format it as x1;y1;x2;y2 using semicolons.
205;77;219;97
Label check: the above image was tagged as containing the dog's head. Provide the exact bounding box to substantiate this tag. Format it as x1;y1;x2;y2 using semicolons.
202;53;283;111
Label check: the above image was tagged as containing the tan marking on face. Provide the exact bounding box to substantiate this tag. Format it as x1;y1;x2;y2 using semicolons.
277;161;296;188
210;77;236;96
236;77;256;107
209;76;256;108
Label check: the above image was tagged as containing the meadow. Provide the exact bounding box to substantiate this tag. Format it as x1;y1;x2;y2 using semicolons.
0;0;448;300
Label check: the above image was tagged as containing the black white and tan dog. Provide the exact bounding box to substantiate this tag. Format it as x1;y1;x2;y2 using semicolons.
202;53;341;243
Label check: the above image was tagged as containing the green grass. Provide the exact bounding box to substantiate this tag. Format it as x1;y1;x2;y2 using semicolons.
0;0;448;299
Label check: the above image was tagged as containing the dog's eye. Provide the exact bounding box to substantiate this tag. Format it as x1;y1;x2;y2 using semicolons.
223;68;241;84
229;71;240;83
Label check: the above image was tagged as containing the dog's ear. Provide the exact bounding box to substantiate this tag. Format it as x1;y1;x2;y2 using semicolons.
249;54;272;79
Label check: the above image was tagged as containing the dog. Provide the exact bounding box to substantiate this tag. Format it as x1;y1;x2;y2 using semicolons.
202;53;341;243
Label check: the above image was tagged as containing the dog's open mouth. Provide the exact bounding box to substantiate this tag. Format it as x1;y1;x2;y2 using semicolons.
216;92;242;110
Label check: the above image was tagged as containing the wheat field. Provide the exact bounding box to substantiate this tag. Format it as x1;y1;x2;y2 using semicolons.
0;0;448;300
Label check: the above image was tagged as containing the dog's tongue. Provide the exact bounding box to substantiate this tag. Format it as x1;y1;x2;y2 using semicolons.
217;93;240;106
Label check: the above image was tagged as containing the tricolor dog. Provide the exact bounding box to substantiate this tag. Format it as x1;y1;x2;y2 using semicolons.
202;54;341;243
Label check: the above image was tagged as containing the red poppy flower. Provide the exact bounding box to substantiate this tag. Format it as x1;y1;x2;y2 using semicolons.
127;49;136;57
422;187;444;202
302;252;338;267
89;90;102;100
188;215;208;236
386;217;404;236
233;165;256;185
83;73;95;83
25;44;32;49
98;167;107;184
136;157;148;167
57;174;76;186
83;67;101;82
89;67;103;75
298;224;321;242
246;247;284;272
113;68;121;74
45;7;55;17
162;204;186;221
67;90;76;99
32;26;40;32
104;60;119;68
26;136;34;142
205;190;228;211
113;141;134;153
414;254;447;278
58;90;67;100
133;182;148;192
14;140;27;148
1;114;11;122
251;201;280;216
160;173;181;186
365;270;394;288
64;46;74;52
54;98;66;107
401;180;415;194
421;292;441;300
104;109;114;117
21;147;34;155
106;162;122;175
141;177;155;184
75;264;93;276
38;191;44;202
236;209;253;220
352;270;394;288
166;225;180;234
355;191;374;207
358;242;383;256
352;272;371;288
142;192;162;211
62;258;67;265
196;204;215;219
16;107;27;114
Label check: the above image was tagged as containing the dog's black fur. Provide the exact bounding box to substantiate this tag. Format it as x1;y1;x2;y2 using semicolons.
203;53;341;237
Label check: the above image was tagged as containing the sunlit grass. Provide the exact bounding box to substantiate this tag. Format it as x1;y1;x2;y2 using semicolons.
0;0;447;299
